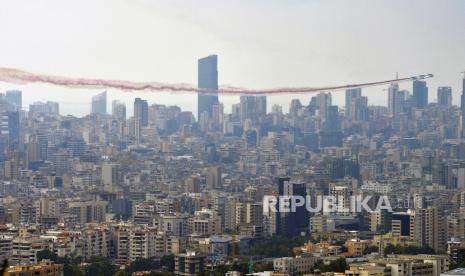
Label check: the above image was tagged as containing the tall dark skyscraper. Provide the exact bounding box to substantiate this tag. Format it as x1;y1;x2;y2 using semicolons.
134;98;148;127
197;55;219;120
412;80;428;108
276;177;309;238
437;86;452;107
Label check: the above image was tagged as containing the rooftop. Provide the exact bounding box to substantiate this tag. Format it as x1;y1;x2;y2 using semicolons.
442;268;465;276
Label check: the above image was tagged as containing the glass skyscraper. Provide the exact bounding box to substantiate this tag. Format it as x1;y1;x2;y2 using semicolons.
5;90;22;111
437;86;452;107
197;55;219;120
134;98;148;127
91;91;107;115
413;80;428;108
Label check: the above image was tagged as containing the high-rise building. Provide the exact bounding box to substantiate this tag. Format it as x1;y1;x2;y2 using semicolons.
206;166;222;189
370;209;392;233
345;88;362;118
461;75;465;135
175;251;205;276
289;99;302;117
102;163;119;191
69;201;107;225
4;159;19;180
316;92;332;119
26;141;40;168
354;96;368;121
29;101;59;115
324;105;340;131
134;98;148;126
391;211;414;237
36;133;48;161
5;90;22;111
388;82;400;115
412;80;428;108
197;55;219;120
459;74;465;133
437;86;452;107
211;103;223;131
277;177;309;238
67;138;85;157
0;111;20;143
91;91;107;115
413;207;444;252
50;149;70;176
240;96;257;123
256;96;267;118
185;176;201;193
112;100;126;119
397;89;410;112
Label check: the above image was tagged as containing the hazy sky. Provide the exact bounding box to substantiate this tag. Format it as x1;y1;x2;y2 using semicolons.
1;0;464;117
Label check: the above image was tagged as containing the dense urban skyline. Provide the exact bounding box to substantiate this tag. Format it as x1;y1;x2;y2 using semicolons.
1;1;465;276
1;0;465;116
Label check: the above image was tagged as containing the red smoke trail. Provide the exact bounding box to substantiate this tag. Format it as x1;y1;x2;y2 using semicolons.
0;67;432;95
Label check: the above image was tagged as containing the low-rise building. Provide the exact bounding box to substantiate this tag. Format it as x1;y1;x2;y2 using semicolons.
8;259;64;276
273;255;316;274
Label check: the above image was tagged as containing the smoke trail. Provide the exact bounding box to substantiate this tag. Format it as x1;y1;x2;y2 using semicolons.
0;67;430;95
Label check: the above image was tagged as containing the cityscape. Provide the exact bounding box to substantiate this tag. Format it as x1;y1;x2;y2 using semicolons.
1;1;465;276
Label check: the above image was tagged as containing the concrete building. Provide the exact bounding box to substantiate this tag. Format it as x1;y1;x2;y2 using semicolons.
273;255;316;275
8;260;64;276
134;97;149;127
102;163;119;192
175;251;205;276
68;201;107;225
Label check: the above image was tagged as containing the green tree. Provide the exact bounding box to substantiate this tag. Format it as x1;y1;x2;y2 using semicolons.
115;271;129;276
125;257;161;274
363;245;379;255
37;249;59;262
253;261;274;272
148;272;174;276
85;256;116;276
383;244;435;256
64;264;84;276
230;261;249;274
312;258;348;273
248;236;307;257
160;254;175;272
